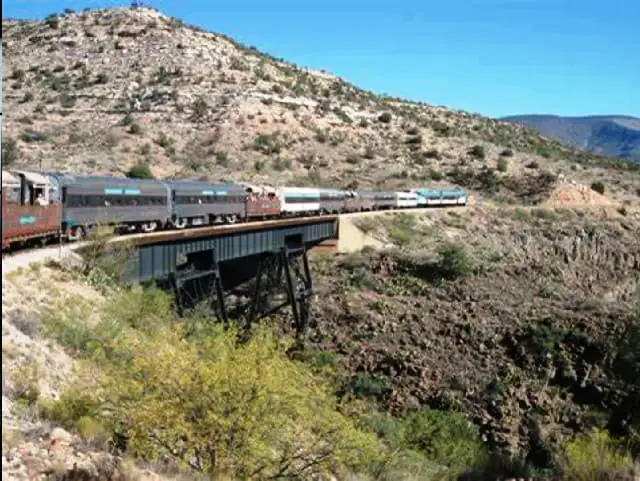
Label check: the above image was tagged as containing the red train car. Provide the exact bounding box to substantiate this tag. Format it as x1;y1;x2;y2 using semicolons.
344;191;374;212
245;184;281;220
2;170;62;251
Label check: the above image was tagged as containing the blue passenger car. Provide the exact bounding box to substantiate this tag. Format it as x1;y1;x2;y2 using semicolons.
416;188;467;206
165;180;247;227
49;173;171;239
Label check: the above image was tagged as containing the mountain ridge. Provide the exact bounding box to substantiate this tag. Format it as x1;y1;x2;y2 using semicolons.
502;114;640;162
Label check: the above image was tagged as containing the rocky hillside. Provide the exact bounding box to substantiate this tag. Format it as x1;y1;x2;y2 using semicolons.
2;6;640;209
308;202;640;471
502;115;640;163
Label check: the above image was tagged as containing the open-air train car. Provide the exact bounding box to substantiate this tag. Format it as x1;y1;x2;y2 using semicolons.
1;170;62;249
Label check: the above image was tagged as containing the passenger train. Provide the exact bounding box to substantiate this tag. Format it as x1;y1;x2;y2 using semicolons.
1;170;467;251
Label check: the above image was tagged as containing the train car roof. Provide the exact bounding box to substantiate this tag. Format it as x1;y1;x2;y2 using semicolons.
2;171;20;185
49;173;165;187
13;170;53;185
280;186;320;191
165;179;245;190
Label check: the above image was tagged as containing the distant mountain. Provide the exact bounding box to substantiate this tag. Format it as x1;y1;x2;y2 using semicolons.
501;115;640;162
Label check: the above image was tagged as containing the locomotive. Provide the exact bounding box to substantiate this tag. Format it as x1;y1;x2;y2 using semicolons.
1;170;468;251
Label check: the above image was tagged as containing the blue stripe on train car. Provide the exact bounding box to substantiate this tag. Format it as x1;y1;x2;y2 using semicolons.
124;188;141;195
104;188;123;195
202;190;214;195
19;216;37;225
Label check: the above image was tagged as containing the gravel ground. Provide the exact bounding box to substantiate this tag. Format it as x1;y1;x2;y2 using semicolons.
2;243;87;277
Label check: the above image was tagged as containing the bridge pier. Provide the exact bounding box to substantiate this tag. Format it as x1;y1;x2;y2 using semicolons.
167;244;314;335
169;249;228;324
247;245;313;334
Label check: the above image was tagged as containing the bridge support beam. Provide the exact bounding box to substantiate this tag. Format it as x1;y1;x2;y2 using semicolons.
167;244;314;335
247;245;313;335
169;251;228;324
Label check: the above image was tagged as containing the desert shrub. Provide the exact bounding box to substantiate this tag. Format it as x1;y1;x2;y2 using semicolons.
83;323;381;479
360;408;487;480
40;300;121;357
378;112;392;123
429;169;444;180
562;428;635;481
11;361;42;405
363;146;376;159
191;96;209;121
40;283;172;358
2;138;20;166
590;181;605;195
500;148;514;157
126;162;153;179
424;148;440;160
437;243;471;279
79;226;137;291
102;286;173;333
388;214;417;245
497;157;509;172
469;145;486;160
402;408;487;475
127;121;143;135
253;133;281;155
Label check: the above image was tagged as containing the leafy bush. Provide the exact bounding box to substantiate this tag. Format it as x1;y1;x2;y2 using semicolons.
89;323;381;479
562;428;635;481
378;112;392;123
500;148;514;157
126;162;154;179
437;244;471;279
402;408;487;475
590;181;605;195
359;408;487;480
388;213;417;245
497;157;509;172
469;145;486;160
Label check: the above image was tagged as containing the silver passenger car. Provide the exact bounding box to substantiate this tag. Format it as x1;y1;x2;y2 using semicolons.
164;180;247;227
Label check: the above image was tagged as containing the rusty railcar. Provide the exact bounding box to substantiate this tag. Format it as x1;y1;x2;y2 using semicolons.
1;170;62;250
344;191;375;212
244;184;281;219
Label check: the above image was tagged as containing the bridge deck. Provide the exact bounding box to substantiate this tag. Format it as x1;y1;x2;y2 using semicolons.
115;215;339;283
119;215;339;247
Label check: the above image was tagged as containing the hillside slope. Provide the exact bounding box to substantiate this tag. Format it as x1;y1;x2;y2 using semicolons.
2;6;640;209
502;115;640;163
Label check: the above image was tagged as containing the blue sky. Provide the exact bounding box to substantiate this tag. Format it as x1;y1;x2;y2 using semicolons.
3;0;639;118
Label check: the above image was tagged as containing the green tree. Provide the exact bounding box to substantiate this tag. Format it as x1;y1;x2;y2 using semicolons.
95;324;381;479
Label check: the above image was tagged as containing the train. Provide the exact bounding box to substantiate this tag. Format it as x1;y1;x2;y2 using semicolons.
1;169;468;251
